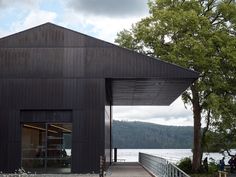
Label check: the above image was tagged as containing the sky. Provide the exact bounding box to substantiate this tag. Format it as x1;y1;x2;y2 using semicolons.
0;0;194;126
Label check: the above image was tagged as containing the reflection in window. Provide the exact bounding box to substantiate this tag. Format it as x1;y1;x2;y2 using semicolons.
21;123;72;173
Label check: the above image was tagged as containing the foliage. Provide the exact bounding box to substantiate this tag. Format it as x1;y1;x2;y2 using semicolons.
177;157;192;174
191;164;218;177
204;130;236;153
177;157;218;177
207;162;218;174
113;120;193;148
115;0;236;172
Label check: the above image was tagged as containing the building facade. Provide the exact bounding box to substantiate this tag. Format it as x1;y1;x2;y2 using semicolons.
0;23;198;173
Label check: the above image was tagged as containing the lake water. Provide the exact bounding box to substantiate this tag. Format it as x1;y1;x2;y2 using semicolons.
116;149;236;164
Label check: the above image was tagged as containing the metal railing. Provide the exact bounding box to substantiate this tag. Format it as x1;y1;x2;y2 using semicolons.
139;152;190;177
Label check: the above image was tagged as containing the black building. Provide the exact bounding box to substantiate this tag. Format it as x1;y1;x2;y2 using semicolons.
0;23;198;173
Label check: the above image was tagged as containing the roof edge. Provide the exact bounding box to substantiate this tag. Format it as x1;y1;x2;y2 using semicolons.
0;22;200;79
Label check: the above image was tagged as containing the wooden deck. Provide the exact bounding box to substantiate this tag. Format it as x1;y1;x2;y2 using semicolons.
228;174;236;177
106;162;152;177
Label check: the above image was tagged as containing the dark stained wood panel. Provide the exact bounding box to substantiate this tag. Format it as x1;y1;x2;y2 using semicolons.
72;109;105;173
0;48;85;78
71;79;105;173
0;47;197;80
84;48;198;79
20;110;72;123
0;110;9;172
0;110;21;172
0;23;113;48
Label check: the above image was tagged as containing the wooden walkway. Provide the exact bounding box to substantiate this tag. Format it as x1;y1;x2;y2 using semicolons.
106;162;152;177
229;174;236;177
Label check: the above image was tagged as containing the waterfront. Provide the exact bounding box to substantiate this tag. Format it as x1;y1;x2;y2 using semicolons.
116;149;236;164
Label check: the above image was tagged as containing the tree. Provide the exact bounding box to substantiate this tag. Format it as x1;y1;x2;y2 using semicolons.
115;0;236;172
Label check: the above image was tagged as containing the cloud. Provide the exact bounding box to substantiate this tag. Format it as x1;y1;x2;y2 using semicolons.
67;0;148;17
57;0;149;42
0;0;148;43
59;8;143;42
0;0;5;7
0;9;57;38
0;0;57;38
0;28;10;37
10;9;57;33
0;0;39;9
113;97;194;126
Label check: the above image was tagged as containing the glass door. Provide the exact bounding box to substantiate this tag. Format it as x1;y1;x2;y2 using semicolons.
46;123;72;173
21;123;72;173
21;123;46;173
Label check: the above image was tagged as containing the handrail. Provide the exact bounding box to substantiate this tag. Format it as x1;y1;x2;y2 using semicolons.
139;152;190;177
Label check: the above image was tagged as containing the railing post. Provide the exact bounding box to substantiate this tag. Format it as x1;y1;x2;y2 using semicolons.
114;148;117;162
166;162;169;177
139;152;141;163
172;165;174;177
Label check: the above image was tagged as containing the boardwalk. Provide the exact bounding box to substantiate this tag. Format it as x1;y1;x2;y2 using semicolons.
229;174;236;177
106;162;152;177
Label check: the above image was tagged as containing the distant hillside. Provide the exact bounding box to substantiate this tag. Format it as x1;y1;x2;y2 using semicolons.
113;120;193;149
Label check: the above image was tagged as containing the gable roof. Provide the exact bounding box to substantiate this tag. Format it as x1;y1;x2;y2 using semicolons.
0;23;199;105
0;22;113;48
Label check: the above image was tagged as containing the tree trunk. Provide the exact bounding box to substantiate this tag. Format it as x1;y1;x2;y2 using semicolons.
191;85;202;173
200;110;211;161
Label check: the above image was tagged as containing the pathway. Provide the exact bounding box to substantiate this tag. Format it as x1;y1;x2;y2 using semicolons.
229;174;236;177
106;162;152;177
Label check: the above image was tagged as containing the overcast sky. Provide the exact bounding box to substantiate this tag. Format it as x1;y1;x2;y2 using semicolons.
0;0;194;126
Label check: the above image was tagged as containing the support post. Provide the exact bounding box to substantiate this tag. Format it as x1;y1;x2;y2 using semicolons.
114;148;117;162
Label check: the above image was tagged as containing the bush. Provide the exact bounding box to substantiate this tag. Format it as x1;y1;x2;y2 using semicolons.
191;174;216;177
177;157;192;174
177;157;219;177
208;162;218;174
